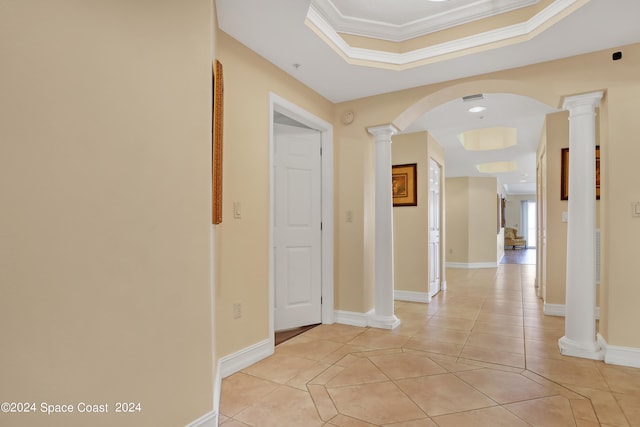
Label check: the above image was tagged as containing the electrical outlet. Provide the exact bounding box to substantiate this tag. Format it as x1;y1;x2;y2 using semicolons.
233;302;242;319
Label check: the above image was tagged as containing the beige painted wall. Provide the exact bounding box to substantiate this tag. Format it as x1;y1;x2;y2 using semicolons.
391;132;445;294
214;32;334;357
0;1;214;426
444;177;498;265
392;133;429;293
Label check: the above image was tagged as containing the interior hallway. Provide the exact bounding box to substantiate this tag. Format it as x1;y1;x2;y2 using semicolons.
218;265;640;426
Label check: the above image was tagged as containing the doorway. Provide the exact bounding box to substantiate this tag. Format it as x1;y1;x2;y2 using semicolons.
269;93;334;346
428;158;442;298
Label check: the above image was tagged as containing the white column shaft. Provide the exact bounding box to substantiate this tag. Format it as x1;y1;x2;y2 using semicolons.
560;91;603;360
367;124;400;330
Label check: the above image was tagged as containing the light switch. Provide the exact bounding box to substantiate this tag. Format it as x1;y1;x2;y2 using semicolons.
562;211;569;222
633;202;640;217
233;202;242;219
346;210;353;222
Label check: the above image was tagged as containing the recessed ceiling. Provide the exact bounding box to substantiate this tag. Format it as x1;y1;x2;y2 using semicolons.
305;0;588;69
216;0;640;194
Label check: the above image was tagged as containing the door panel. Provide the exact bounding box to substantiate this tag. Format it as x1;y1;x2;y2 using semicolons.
274;123;322;331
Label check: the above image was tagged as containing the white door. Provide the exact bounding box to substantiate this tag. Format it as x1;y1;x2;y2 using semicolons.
274;123;322;331
428;159;441;298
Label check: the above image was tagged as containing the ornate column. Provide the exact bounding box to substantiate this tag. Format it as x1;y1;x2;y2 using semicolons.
559;91;604;360
367;124;400;329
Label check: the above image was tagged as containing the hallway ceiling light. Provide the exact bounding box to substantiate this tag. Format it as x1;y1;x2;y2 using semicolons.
468;106;487;113
458;127;517;151
477;161;518;173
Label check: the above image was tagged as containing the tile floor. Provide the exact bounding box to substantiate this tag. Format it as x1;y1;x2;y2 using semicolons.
218;265;640;426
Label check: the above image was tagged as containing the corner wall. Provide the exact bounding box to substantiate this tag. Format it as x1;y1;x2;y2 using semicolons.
0;1;214;426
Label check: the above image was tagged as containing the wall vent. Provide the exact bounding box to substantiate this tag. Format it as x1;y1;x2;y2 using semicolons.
462;94;484;102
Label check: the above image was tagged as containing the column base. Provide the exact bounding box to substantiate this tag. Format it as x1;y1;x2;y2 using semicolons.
558;336;605;360
369;313;401;330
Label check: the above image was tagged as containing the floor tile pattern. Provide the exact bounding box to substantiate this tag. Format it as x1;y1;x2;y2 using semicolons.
219;265;640;426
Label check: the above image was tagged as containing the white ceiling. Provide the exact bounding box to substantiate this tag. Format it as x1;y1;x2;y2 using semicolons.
216;0;640;194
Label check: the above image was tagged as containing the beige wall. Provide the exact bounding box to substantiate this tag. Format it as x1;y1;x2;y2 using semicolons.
444;177;498;265
214;32;334;357
391;132;445;294
505;195;536;233
0;1;214;426
392;133;429;293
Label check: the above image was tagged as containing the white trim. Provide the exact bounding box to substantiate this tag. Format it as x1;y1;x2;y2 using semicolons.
446;262;498;269
395;290;431;303
441;280;447;291
543;303;600;320
269;93;335;341
310;0;538;42
334;310;373;328
598;334;640;369
218;339;273;379
185;410;217;427
305;0;585;69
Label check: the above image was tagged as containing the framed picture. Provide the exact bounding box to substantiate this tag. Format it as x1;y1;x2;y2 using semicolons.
392;163;417;207
212;60;224;224
561;146;600;200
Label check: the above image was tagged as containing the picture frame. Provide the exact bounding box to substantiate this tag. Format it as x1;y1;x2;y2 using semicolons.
392;163;417;207
561;146;600;200
212;60;224;224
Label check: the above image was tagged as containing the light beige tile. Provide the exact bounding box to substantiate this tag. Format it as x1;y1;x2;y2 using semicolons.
403;336;463;357
410;326;471;345
301;323;367;343
276;337;344;360
598;363;640;396
369;351;447;379
347;329;410;349
562;386;630;427
383;418;438;427
472;320;524;338
460;344;525;368
325;358;388;388
613;392;640;427
570;398;598;422
432;405;529;427
235;385;324;427
455;368;557;404
396;373;496;416
465;331;525;354
241;352;318;384
286;361;332;390
328;381;426;425
426;315;475;331
327;414;379;427
308;384;338;421
504;395;577;427
219;372;279;417
526;355;610;390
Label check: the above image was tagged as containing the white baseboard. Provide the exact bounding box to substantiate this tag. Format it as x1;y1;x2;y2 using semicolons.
334;309;372;327
543;303;600;320
446;262;498;269
598;334;640;369
185;410;217;427
218;338;273;378
394;290;431;303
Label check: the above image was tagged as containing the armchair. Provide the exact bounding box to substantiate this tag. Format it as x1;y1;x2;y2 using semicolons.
504;227;526;249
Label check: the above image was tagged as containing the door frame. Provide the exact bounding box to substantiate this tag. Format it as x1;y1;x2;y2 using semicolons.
268;93;334;345
428;157;444;299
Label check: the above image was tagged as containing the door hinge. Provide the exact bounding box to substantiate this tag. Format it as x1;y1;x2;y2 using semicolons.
320;147;323;156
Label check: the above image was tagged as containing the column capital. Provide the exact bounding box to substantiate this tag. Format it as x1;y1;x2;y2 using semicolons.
367;124;399;142
562;91;604;112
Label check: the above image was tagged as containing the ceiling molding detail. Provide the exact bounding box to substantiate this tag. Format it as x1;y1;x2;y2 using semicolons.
306;0;589;70
312;0;540;42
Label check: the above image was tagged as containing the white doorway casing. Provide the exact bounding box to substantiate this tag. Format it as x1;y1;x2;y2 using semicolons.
428;158;442;299
269;93;334;343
